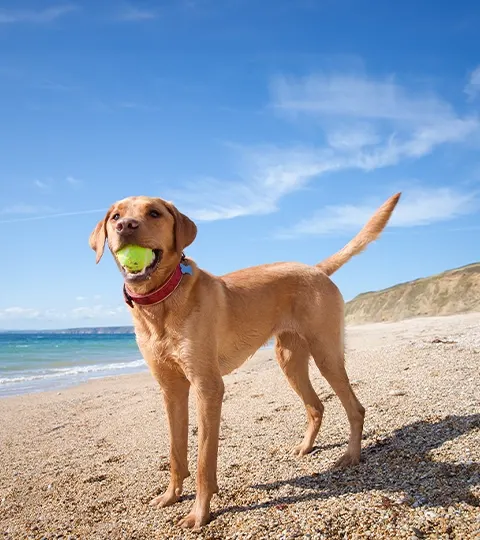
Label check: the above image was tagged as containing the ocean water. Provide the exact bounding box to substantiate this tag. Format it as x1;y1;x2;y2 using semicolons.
0;333;147;397
0;334;276;398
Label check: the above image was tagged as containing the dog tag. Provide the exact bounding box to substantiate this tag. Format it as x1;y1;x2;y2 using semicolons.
180;263;193;275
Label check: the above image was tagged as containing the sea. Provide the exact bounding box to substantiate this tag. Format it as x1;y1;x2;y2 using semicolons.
0;333;276;398
0;333;146;398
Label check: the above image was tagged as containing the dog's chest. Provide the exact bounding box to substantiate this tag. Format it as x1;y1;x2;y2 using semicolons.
134;324;183;369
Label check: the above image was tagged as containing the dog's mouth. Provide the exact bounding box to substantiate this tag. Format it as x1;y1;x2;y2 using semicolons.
119;249;162;282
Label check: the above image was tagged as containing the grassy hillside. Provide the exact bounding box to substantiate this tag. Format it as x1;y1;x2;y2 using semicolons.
345;262;480;325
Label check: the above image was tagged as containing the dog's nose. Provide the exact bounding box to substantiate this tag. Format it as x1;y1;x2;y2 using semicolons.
116;218;140;234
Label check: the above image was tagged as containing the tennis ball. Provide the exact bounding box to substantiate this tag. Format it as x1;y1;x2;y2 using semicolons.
116;245;155;273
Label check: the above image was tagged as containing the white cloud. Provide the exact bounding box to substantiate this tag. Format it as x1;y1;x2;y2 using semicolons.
0;305;126;322
34;179;50;189
3;72;476;229
0;207;106;225
66;175;82;187
0;5;77;24
71;306;101;319
465;65;480;101
169;72;479;222
271;73;458;123
43;309;67;320
166;147;343;220
0;307;40;320
36;80;78;92
390;188;477;225
116;6;157;21
0;204;52;215
279;187;478;238
327;124;380;151
117;101;161;111
75;295;102;302
271;73;478;161
72;305;126;319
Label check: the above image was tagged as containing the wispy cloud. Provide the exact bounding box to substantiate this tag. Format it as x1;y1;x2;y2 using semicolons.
0;208;106;225
117;101;161;112
0;307;41;320
0;4;77;24
271;72;478;164
278;187;478;238
271;73;454;122
169;72;479;222
166;146;343;220
34;179;50;190
71;305;126;319
465;65;480;101
326;124;380;151
116;6;158;21
75;295;102;302
66;175;82;187
0;204;53;215
34;176;83;191
0;304;125;321
35;80;79;92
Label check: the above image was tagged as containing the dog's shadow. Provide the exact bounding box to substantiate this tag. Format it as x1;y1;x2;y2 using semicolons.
216;414;479;517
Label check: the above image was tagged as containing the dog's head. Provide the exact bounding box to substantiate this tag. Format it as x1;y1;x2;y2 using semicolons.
89;196;197;286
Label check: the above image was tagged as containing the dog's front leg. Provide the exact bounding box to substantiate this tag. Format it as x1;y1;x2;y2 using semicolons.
150;370;190;509
179;374;224;530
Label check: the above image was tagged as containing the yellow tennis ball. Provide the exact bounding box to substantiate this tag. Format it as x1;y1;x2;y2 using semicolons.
116;245;155;273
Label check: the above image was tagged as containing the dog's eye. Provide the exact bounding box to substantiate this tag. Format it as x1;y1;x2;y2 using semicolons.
112;213;120;221
149;210;161;218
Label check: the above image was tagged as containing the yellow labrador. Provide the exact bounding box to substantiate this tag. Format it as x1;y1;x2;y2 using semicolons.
89;193;400;529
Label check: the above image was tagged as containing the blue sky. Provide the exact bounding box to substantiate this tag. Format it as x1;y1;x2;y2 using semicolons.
1;0;479;330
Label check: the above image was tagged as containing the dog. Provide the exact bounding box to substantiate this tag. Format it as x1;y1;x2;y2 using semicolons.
89;192;400;529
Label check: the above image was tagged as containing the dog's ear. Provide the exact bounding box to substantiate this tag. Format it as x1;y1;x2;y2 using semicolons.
164;201;197;255
89;209;111;264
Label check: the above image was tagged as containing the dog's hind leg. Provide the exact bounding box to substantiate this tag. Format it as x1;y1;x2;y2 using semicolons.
275;332;324;456
308;334;365;468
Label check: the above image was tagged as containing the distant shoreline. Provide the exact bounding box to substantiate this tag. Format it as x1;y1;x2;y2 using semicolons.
0;326;135;335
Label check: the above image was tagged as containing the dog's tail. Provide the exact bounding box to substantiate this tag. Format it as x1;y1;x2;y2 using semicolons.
317;193;401;277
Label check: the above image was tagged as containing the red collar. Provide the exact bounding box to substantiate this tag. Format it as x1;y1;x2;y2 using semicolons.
123;265;183;307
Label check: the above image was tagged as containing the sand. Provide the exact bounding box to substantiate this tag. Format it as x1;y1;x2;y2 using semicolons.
1;313;479;539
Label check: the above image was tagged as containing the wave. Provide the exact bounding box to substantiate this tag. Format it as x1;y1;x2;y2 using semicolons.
0;359;146;385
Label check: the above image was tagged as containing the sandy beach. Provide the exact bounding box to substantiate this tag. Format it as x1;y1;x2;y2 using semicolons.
1;313;479;539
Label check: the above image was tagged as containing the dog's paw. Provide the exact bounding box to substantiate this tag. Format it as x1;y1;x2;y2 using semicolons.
149;488;180;508
333;451;360;469
178;510;211;530
292;442;313;457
